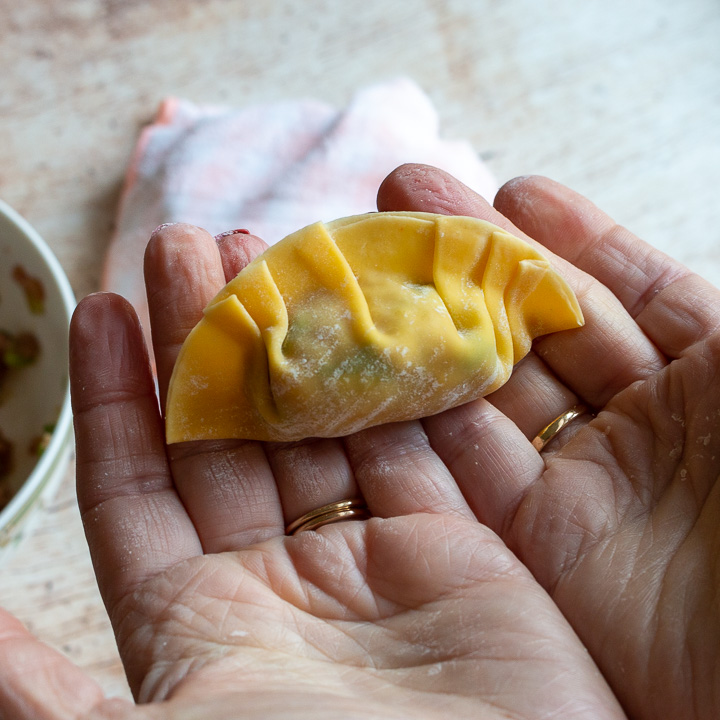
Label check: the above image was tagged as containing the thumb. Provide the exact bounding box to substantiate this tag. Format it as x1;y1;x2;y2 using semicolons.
0;606;128;719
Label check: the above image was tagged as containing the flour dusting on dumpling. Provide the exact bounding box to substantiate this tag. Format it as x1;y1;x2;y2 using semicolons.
165;212;584;442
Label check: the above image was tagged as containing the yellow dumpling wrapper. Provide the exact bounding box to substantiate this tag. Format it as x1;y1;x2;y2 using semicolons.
165;212;583;443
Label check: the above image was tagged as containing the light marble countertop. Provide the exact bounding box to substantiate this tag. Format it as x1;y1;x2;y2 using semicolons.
0;0;718;701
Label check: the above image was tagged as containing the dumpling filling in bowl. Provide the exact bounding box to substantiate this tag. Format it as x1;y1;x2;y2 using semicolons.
0;199;74;556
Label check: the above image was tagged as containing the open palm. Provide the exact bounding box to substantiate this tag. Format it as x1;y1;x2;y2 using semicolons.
77;507;617;719
376;165;720;720
0;212;625;719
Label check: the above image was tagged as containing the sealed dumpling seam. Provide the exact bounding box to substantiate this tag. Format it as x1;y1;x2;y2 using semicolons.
165;212;583;442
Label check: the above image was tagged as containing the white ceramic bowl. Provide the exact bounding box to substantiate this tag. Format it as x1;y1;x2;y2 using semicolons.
0;200;75;560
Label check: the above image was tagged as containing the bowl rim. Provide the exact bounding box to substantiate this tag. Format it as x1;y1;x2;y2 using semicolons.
0;199;76;538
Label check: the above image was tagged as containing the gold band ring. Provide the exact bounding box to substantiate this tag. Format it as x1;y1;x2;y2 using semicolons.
286;499;371;535
531;404;588;451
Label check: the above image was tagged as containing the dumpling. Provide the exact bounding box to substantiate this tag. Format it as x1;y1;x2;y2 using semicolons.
165;212;583;443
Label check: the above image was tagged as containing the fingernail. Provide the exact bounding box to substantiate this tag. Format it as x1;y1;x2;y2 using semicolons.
215;228;250;241
151;222;178;237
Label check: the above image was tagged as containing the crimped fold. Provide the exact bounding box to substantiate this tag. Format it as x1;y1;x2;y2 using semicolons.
165;212;583;442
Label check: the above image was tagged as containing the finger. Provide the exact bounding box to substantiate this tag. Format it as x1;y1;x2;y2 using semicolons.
265;437;361;530
494;175;720;357
427;356;588;527
378;161;497;216
636;273;720;357
378;164;665;407
488;352;581;442
344;421;475;520
215;228;269;282
146;224;282;550
493;175;687;315
422;399;544;531
169;439;284;549
70;293;200;610
0;607;124;720
145;222;227;409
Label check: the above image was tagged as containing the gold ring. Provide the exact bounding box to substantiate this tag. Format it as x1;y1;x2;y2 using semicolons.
286;499;371;535
531;404;587;451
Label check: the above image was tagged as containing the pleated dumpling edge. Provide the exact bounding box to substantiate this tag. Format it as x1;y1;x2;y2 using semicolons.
165;212;583;443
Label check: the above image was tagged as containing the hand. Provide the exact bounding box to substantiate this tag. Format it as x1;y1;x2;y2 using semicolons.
377;164;720;720
0;217;623;718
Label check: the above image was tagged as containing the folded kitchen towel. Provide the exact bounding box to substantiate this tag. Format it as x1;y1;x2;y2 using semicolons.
102;78;498;346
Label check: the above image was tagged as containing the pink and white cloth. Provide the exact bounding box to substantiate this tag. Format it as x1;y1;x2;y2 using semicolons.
102;78;497;341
